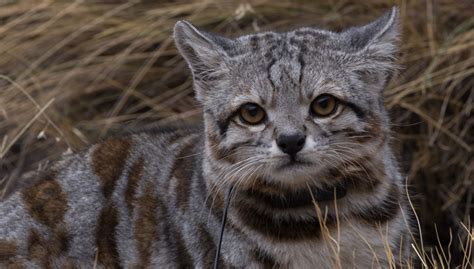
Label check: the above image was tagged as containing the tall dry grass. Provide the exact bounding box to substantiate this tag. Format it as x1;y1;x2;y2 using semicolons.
0;0;472;267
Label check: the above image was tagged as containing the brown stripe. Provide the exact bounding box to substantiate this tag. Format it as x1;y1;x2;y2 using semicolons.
92;138;131;199
196;224;221;267
125;157;144;214
251;248;281;269
96;206;120;268
50;227;69;257
173;228;193;267
154;193;194;268
22;173;68;229
26;227;70;268
22;173;70;268
171;140;197;210
28;230;51;269
159;194;193;267
0;240;17;262
134;183;159;268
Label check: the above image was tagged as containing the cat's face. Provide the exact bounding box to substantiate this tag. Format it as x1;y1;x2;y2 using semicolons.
174;8;399;189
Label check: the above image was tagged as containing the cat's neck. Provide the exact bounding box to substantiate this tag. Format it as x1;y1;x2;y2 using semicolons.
200;155;348;213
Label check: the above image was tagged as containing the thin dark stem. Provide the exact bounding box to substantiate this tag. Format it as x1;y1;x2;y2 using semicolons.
213;184;234;269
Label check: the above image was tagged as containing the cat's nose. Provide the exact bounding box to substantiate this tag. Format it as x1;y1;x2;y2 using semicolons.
276;133;306;157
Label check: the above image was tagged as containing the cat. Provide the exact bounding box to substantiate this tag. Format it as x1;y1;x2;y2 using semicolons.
0;7;413;268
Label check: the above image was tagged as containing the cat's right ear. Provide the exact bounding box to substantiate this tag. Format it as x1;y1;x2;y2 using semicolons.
173;21;232;87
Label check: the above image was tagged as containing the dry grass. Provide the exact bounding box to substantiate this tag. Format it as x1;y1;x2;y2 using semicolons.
0;0;472;267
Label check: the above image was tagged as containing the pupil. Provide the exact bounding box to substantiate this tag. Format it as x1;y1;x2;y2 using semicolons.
319;98;328;108
246;105;258;116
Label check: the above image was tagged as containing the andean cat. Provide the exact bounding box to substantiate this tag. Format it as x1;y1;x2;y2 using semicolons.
0;7;412;268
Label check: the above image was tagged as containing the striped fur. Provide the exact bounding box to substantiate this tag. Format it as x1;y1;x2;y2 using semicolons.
1;7;413;268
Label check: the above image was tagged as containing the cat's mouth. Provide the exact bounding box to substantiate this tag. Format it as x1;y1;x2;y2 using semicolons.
277;158;312;170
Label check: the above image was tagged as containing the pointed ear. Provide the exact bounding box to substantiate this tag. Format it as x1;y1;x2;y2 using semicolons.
342;7;400;92
173;21;233;85
343;7;400;69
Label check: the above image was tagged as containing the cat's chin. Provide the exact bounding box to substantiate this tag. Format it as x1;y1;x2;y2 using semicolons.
275;159;312;171
267;158;327;187
272;155;316;171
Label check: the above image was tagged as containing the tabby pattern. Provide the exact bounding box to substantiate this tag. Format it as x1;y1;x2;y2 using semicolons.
1;7;412;268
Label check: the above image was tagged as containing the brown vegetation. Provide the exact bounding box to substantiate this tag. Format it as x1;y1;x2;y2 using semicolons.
0;0;472;267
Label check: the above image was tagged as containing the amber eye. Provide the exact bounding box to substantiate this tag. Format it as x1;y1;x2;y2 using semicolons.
238;103;266;125
311;94;338;117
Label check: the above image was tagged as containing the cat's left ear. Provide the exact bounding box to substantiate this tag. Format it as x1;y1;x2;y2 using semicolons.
174;20;235;102
343;7;400;73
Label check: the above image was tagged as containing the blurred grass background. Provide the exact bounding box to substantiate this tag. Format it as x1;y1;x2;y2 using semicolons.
0;0;472;267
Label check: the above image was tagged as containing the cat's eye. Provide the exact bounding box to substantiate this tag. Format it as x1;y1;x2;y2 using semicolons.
311;94;338;117
238;103;266;125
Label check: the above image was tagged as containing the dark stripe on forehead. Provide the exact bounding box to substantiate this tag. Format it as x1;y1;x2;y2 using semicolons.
281;67;298;89
22;173;68;229
92;137;131;199
266;57;277;92
96;206;120;268
297;42;307;85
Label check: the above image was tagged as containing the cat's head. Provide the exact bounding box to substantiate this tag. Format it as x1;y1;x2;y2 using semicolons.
174;8;399;189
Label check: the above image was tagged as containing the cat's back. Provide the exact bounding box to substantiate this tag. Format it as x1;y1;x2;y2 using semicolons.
0;124;202;268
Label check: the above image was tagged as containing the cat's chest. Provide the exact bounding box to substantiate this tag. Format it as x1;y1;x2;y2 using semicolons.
281;243;334;269
248;222;387;269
